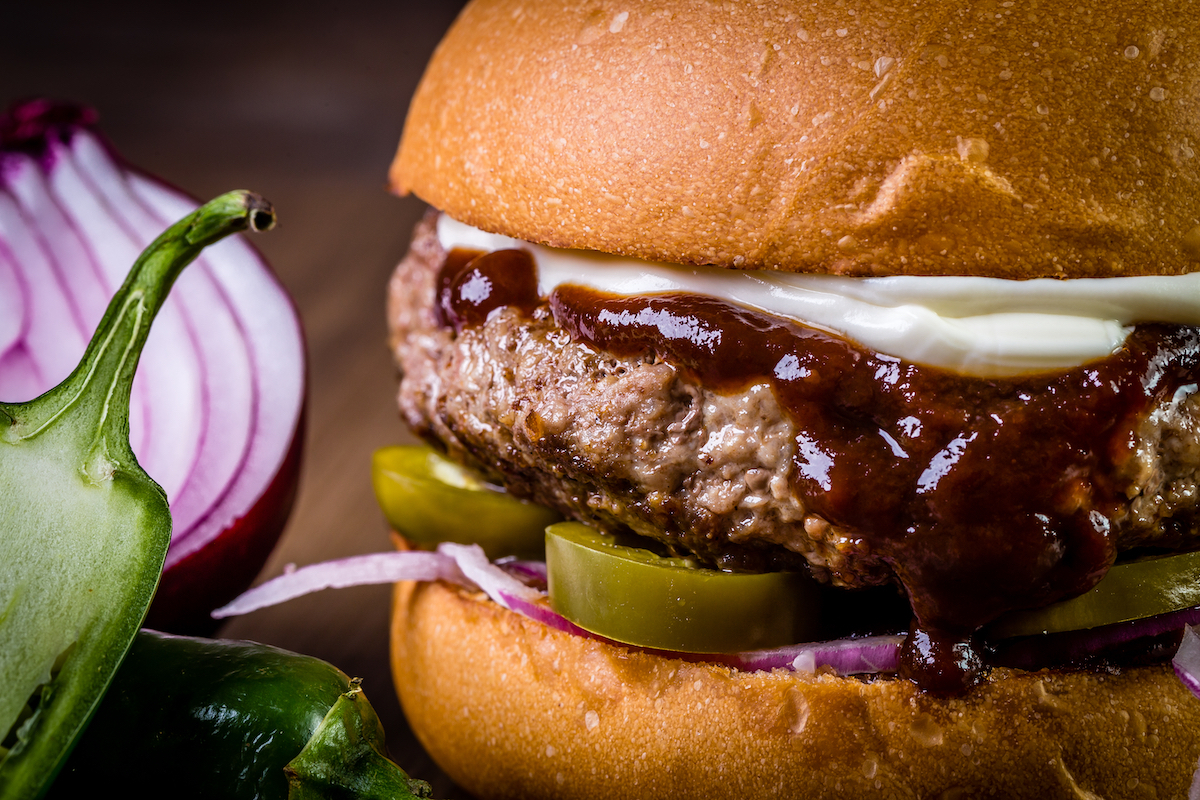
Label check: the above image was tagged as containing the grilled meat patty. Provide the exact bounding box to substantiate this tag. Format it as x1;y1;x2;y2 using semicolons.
388;212;1200;594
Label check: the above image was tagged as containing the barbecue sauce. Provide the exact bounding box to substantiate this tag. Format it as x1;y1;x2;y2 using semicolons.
436;247;1200;691
437;248;539;330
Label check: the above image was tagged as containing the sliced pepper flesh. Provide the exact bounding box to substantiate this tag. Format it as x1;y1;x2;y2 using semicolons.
0;192;274;799
987;549;1200;639
545;521;823;653
372;445;559;559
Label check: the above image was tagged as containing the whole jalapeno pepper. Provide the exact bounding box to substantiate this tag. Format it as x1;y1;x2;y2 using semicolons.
45;630;432;800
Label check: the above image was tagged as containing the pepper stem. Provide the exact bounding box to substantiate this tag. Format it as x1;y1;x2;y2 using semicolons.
285;682;433;800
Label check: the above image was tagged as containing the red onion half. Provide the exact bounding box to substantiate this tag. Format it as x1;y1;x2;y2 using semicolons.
0;100;305;632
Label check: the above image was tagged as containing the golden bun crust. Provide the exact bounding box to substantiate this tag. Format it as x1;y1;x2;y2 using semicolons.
392;0;1200;278
391;579;1200;800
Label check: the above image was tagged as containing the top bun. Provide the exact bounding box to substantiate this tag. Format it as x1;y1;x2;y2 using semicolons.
392;0;1200;279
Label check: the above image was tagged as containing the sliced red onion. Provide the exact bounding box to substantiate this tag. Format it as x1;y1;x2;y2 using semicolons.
213;543;538;618
989;605;1200;671
435;542;543;609
0;101;305;632
721;635;905;675
1173;625;1200;700
1176;627;1200;800
493;591;901;676
216;542;902;677
211;551;470;618
791;635;904;674
34;130;207;500
497;557;549;587
498;590;596;638
492;589;904;676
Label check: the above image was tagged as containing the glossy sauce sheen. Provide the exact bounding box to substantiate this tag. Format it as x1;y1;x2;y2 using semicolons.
438;248;1200;690
437;248;540;330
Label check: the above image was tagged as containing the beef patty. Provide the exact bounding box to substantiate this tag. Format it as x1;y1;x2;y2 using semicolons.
388;212;1200;599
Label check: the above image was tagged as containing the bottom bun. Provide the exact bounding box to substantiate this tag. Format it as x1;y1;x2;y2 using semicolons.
391;579;1200;800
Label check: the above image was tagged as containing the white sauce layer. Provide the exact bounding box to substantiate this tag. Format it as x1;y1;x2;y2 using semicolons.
438;215;1200;376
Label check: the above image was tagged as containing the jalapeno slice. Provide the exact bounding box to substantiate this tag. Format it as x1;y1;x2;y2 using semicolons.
545;522;822;653
372;445;559;559
987;549;1200;639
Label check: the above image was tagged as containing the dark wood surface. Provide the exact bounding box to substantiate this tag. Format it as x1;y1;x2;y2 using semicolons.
3;3;472;796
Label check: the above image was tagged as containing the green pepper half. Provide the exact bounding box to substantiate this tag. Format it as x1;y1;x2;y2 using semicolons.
0;192;273;800
545;521;823;653
372;445;559;559
987;549;1200;638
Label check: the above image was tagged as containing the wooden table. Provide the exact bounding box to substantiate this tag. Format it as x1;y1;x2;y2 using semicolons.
3;2;472;795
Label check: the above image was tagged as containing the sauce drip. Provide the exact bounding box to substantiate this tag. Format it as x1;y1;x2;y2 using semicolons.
901;623;986;694
434;248;1200;689
438;248;539;330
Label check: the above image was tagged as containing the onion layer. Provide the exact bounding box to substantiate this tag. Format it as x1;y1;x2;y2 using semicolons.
1174;626;1200;701
214;545;904;678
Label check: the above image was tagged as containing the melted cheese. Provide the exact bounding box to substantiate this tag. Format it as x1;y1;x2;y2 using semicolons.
438;215;1200;376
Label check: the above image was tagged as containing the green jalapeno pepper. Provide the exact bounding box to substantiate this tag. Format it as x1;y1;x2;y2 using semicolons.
545;521;823;652
372;445;560;559
987;549;1200;638
45;630;432;800
0;192;274;799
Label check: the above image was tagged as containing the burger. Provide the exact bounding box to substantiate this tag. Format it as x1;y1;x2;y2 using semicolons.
381;1;1200;797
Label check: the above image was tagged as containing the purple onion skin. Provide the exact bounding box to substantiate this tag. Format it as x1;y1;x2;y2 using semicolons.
502;581;1197;677
984;606;1200;671
145;415;305;635
1172;627;1200;700
0;99;98;169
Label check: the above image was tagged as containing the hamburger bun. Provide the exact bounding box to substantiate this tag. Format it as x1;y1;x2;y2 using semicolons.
392;0;1200;279
391;578;1200;800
